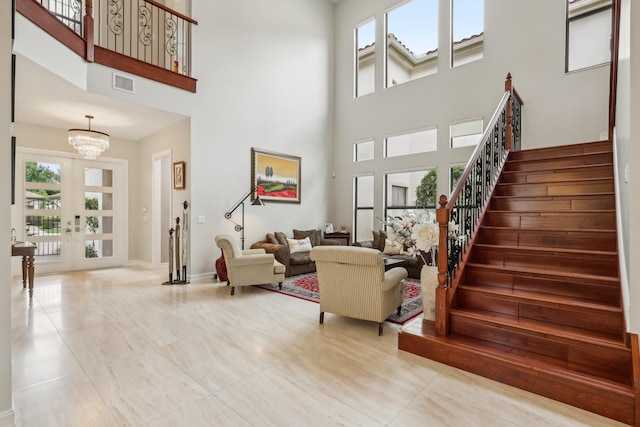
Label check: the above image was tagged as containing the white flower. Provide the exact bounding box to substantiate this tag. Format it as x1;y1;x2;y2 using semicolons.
413;222;439;251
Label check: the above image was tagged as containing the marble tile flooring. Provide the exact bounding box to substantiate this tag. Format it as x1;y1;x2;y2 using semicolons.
10;267;627;426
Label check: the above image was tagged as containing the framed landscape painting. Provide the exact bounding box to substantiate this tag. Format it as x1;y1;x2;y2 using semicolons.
251;148;301;203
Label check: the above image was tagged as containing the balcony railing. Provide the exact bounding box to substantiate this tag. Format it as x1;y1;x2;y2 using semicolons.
18;0;197;92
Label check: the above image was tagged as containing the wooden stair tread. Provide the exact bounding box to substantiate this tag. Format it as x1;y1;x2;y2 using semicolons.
457;283;622;312
448;308;628;349
473;242;617;257
401;321;633;395
492;193;614;199
496;177;613;186
465;261;618;283
502;163;613;174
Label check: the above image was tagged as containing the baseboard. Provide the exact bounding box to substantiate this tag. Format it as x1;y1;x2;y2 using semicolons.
126;259;154;269
0;409;15;427
189;271;218;283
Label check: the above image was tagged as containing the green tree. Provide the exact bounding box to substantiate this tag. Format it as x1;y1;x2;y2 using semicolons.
25;162;60;196
85;197;99;234
415;169;437;207
451;166;465;191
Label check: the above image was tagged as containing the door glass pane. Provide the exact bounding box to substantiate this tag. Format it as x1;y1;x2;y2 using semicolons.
85;239;114;259
85;215;113;234
85;167;113;187
24;161;62;262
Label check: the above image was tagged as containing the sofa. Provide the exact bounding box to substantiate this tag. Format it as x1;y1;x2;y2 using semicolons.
352;230;427;279
250;229;340;277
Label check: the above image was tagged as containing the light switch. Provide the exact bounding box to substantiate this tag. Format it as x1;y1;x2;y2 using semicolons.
197;215;205;224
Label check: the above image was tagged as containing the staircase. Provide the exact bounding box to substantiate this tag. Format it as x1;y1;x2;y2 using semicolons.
399;140;637;425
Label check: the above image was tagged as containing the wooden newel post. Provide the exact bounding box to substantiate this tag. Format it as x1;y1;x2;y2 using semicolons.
435;194;450;336
84;0;95;62
505;72;513;151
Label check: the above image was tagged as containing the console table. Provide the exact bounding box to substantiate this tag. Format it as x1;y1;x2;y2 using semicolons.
324;232;351;246
12;242;36;298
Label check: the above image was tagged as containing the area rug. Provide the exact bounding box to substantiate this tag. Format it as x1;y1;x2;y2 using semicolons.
257;272;423;325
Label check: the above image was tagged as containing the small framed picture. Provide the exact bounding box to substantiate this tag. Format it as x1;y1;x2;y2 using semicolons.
324;223;334;234
173;161;185;189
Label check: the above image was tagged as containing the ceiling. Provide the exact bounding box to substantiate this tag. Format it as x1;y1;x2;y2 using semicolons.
14;54;187;142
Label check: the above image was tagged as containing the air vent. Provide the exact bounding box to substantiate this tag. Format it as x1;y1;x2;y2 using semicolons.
113;73;135;93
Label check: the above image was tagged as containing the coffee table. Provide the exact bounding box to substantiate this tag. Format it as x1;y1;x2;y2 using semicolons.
383;258;406;271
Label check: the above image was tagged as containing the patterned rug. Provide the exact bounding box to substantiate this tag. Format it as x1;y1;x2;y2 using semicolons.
258;272;423;325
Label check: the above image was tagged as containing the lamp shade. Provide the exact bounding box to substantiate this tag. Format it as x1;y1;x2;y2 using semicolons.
69;115;110;160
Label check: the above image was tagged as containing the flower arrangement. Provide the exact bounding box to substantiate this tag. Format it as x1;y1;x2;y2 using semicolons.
380;211;464;267
380;211;439;264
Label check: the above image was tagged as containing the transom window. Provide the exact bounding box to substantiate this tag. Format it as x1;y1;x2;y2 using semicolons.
355;19;376;97
354;139;375;162
450;118;483;148
451;0;484;67
385;0;439;87
385;127;437;158
566;0;612;72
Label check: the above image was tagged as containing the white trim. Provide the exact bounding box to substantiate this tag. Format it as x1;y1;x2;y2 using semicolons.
189;271;217;283
152;149;172;269
613;129;631;330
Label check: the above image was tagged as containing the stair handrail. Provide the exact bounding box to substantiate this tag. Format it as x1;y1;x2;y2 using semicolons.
434;73;523;335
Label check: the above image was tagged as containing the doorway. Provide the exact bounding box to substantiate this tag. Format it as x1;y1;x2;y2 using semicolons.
15;149;128;274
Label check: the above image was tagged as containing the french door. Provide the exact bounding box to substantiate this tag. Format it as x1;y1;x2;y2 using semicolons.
16;150;127;274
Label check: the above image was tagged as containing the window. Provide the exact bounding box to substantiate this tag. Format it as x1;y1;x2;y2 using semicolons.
385;169;437;219
354;175;374;242
385;127;437;158
355;19;376;97
451;0;484;67
354;139;375;162
450;165;465;193
385;0;438;87
450;118;483;148
566;0;612;72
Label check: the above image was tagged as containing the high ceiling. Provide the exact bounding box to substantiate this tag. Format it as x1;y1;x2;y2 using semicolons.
14;54;187;142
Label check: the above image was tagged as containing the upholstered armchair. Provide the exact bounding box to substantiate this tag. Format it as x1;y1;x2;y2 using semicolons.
215;235;285;295
309;246;408;335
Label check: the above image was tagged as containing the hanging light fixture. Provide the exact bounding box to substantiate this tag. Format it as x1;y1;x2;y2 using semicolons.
68;115;110;160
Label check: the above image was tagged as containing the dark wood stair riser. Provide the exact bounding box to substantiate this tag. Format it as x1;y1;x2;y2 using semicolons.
448;314;632;382
455;288;624;335
476;228;617;251
495;180;614;197
482;211;617;229
462;267;621;305
501;164;614;183
470;246;619;277
490;194;615;212
503;152;613;172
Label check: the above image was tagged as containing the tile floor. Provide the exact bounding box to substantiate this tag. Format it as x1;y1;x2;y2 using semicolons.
10;267;627;426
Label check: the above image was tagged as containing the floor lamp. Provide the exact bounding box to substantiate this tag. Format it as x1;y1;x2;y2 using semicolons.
224;186;265;249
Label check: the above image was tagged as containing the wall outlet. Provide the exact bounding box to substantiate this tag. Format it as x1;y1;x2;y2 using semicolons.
197;215;205;224
624;164;630;183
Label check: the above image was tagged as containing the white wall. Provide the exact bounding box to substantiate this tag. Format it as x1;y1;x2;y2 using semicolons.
1;0;14;421
615;0;640;334
135;118;191;265
332;0;610;232
188;0;335;278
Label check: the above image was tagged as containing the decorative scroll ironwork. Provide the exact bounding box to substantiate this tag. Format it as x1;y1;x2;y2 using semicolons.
35;0;83;34
138;3;152;46
109;0;124;36
443;87;521;284
165;17;177;56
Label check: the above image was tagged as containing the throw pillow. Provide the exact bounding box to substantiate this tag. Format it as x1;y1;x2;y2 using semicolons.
293;229;317;246
383;239;401;255
287;237;312;254
372;230;381;251
274;231;288;246
376;230;387;251
266;233;278;244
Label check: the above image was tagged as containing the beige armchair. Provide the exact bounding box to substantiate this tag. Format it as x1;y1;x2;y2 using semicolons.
215;235;285;295
309;246;408;335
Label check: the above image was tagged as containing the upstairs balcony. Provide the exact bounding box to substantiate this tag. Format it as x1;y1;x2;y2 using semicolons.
17;0;197;92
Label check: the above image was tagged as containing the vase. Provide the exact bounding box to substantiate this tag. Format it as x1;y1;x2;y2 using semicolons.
420;265;438;321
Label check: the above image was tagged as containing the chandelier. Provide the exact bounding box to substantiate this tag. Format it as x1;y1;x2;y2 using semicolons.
68;115;110;160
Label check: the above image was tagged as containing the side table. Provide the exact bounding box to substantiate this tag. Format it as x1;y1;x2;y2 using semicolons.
324;232;351;246
12;242;36;298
